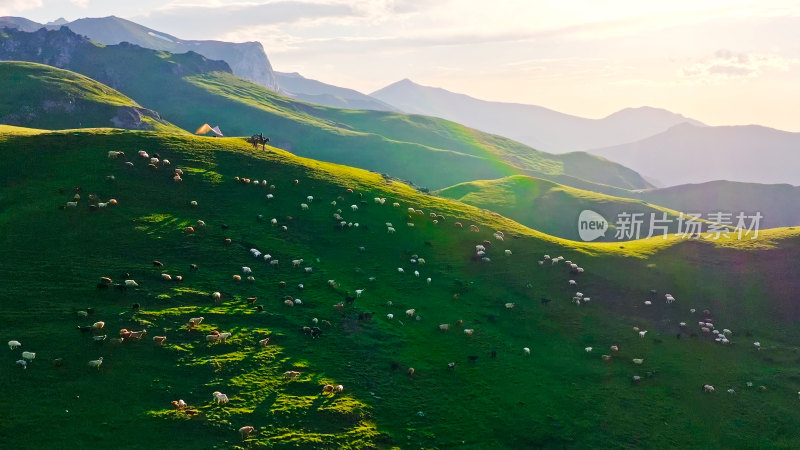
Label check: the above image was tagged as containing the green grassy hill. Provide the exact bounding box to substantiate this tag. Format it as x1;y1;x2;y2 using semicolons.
2;125;800;448
0;61;173;131
0;27;650;194
437;175;691;241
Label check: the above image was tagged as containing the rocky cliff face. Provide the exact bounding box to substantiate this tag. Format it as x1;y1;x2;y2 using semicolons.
64;16;279;91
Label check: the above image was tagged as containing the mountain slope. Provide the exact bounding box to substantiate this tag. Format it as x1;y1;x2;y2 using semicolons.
590;123;800;186
276;71;398;111
2;15;280;91
437;175;689;241
0;27;652;193
639;180;800;229
371;79;704;153
2;125;800;447
0;61;172;131
0;16;43;32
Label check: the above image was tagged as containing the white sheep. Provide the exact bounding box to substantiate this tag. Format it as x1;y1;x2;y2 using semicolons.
426;277;431;284
504;302;515;309
263;254;272;261
632;358;644;365
639;330;648;338
585;347;593;352
301;203;309;211
88;357;103;370
292;259;304;267
504;250;512;256
242;267;252;275
568;280;577;286
351;205;358;211
355;289;365;297
414;270;420;277
212;391;229;404
304;267;313;273
124;279;138;287
212;291;222;302
523;347;530;355
754;342;761;350
398;268;405;273
387;314;394;320
21;351;35;361
8;340;21;350
307;195;314;202
271;218;278;225
267;194;274;199
464;329;474;336
387;227;396;234
703;385;715;393
393;202;400;207
405;308;416;317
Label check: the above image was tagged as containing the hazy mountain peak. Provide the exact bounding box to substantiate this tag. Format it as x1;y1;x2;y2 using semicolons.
371;80;704;152
46;17;68;26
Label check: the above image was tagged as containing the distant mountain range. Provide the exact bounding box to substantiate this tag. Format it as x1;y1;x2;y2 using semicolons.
0;26;651;194
590;123;800;187
370;79;705;153
0;15;279;91
275;72;397;111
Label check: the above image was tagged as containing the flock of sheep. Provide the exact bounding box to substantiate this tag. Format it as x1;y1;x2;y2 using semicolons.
7;144;776;444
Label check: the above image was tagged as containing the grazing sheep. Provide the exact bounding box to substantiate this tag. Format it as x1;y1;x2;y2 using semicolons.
633;376;641;382
610;345;619;352
639;330;648;338
88;357;103;370
406;309;416;317
259;337;270;347
387;314;394;320
334;385;344;393
8;340;21;350
284;370;302;379
407;367;415;376
212;391;229;404
602;355;612;361
300;203;309;211
172;399;187;410
284;299;294;307
322;384;335;394
21;351;35;361
161;274;172;281
206;334;221;343
189;317;204;326
153;336;167;346
754;342;761;350
92;321;105;331
233;275;242;281
398;268;405;274
211;292;221;303
351;205;358;211
439;324;450;331
632;358;644;365
16;360;27;369
504;303;515;309
727;389;735;394
523;347;530;355
585;347;593;353
464;329;474;336
124;279;138;287
703;385;715;393
644;301;652;306
568;280;577;286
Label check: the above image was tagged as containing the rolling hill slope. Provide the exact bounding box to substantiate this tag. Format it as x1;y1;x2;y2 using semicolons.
0;61;172;131
2;125;800;448
590;123;800;186
0;26;651;194
371;79;704;153
437;175;690;241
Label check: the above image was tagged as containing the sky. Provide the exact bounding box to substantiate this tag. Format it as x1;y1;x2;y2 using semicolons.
3;0;799;131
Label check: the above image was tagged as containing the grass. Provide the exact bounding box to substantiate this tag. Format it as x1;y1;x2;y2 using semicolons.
1;127;800;448
0;61;174;131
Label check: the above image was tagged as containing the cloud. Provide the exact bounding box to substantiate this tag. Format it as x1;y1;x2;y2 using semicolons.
0;0;43;15
70;0;89;7
680;50;798;81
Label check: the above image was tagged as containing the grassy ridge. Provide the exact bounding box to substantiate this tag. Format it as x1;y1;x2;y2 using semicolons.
437;175;691;241
2;127;800;448
0;61;172;131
